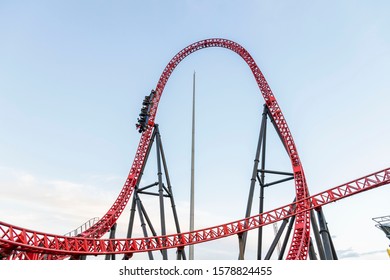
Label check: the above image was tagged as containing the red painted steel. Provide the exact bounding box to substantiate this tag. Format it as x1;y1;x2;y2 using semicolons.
0;38;387;259
1;168;389;258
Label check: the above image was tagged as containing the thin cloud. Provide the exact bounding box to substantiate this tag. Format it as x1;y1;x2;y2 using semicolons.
0;166;118;234
337;247;386;259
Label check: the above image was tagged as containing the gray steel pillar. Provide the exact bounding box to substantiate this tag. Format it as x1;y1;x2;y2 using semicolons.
105;223;117;260
155;124;168;260
241;105;268;258
317;208;334;260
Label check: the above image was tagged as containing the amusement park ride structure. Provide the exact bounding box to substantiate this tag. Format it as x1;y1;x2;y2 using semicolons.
0;38;389;260
372;215;390;258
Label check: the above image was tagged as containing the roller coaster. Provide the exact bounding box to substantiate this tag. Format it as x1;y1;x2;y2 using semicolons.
0;38;389;260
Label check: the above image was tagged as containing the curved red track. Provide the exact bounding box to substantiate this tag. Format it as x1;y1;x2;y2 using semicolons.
0;38;388;260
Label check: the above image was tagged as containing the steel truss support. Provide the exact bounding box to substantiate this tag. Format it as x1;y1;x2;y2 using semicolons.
124;124;186;260
240;104;337;260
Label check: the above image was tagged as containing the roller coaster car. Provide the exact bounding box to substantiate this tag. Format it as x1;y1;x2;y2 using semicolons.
136;125;144;133
136;90;156;133
142;97;151;106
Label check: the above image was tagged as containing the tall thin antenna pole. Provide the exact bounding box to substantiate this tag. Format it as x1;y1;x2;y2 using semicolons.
189;71;196;260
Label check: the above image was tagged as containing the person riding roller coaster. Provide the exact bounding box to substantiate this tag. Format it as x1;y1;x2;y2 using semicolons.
136;90;155;133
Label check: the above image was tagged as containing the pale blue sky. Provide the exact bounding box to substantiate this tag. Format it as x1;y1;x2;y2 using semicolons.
0;1;389;260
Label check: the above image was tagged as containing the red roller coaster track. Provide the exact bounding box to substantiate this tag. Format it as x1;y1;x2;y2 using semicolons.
0;38;389;260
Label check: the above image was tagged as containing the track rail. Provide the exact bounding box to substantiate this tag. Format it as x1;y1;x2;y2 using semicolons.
0;38;385;259
1;168;389;258
81;38;311;259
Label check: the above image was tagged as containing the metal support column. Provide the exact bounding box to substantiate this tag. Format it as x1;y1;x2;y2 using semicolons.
123;197;137;260
264;218;288;259
278;215;295;260
158;125;186;260
136;193;155;260
238;233;245;260
316;208;335;260
241;104;297;260
241;105;268;259
105;223;117;260
310;209;325;260
308;238;317;260
257;106;267;260
124;124;185;260
155;124;168;260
